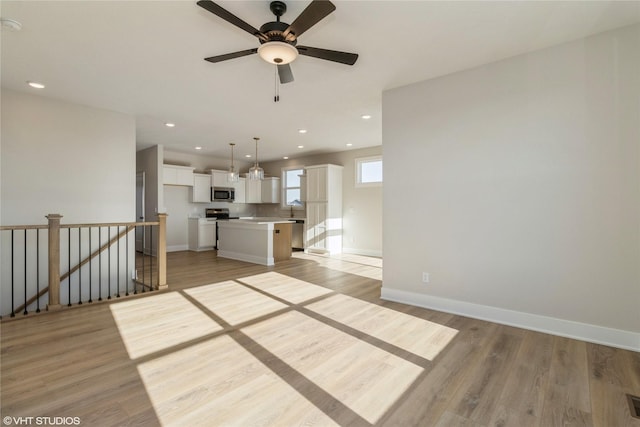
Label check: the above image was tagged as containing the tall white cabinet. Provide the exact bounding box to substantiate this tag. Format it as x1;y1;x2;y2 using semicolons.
305;164;343;254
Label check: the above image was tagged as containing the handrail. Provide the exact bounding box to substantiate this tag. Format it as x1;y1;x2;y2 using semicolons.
1;213;168;317
0;225;48;231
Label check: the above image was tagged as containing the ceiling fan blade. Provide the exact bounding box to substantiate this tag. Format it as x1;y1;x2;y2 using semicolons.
283;0;336;39
297;46;358;65
278;64;294;84
197;0;267;41
204;48;258;63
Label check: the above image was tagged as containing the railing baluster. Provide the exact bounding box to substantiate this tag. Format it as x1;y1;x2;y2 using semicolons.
150;225;154;290
24;229;28;315
108;227;111;300
68;227;71;307
78;227;82;305
88;228;93;303
116;226;121;298
36;229;41;313
98;227;102;301
11;230;15;317
142;225;147;293
125;228;129;296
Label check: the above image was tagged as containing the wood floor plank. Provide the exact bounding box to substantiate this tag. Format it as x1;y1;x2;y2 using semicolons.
2;251;639;426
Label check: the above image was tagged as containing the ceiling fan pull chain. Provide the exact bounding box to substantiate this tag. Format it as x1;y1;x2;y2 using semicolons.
274;64;280;102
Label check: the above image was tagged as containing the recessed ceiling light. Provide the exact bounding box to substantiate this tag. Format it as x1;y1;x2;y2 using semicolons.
245;154;252;158
283;156;289;160
361;114;371;120
164;122;175;128
195;146;202;150
346;143;353;147
27;81;45;89
298;129;307;134
297;145;304;149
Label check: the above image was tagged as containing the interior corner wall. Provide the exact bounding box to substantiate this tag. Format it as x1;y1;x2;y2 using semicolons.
1;90;136;224
381;24;640;350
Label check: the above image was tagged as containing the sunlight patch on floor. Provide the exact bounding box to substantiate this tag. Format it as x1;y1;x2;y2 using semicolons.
292;252;382;280
184;281;288;325
307;293;458;361
137;335;338;427
241;311;424;424
109;292;223;359
237;271;334;304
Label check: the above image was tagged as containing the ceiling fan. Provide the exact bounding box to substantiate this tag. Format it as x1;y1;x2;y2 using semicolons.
196;0;359;85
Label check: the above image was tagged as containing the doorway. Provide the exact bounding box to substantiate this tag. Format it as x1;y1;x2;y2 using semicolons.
136;171;145;252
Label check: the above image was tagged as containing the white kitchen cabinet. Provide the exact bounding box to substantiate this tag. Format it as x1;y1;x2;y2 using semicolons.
261;177;280;203
211;170;230;188
233;177;246;203
163;165;194;186
188;218;216;251
192;173;212;203
244;176;280;203
245;178;261;203
304;164;343;254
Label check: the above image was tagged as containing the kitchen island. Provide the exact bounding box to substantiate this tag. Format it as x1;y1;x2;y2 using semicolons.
217;219;293;266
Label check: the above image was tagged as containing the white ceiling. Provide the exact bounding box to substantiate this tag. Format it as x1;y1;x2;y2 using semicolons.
2;1;639;162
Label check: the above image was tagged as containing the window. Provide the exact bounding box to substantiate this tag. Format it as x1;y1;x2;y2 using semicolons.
356;156;383;187
282;167;304;208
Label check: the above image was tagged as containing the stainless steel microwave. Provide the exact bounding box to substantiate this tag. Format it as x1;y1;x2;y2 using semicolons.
212;187;235;202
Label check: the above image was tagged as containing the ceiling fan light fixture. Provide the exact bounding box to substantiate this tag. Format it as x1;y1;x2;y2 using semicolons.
258;41;298;65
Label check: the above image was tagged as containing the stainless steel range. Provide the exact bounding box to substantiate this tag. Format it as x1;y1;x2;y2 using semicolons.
205;208;239;249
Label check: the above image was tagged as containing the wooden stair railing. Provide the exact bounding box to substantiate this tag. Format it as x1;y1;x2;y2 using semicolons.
14;224;136;314
1;213;167;317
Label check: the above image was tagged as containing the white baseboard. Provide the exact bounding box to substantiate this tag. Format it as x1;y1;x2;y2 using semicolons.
167;244;188;253
342;248;383;257
380;287;640;352
217;250;274;266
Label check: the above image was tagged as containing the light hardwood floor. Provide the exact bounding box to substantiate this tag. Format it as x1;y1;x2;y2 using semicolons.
2;250;639;426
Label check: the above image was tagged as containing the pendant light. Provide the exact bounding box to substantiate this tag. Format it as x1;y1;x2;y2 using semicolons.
248;137;264;180
227;143;239;183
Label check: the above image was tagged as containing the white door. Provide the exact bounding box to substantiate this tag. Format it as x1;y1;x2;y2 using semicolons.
136;172;145;252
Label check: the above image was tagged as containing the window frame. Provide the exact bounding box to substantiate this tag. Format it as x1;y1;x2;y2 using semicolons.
355;155;383;187
281;166;305;209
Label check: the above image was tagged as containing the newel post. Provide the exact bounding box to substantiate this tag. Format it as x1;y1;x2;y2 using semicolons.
156;213;168;290
46;214;63;311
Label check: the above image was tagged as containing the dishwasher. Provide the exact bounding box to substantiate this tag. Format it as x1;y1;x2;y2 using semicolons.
291;219;304;251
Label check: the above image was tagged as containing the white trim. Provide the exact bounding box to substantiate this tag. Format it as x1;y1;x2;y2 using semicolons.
217;250;274;266
166;244;188;253
380;287;640;352
342;247;383;257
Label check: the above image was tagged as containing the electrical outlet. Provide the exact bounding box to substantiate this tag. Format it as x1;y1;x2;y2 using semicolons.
422;272;430;283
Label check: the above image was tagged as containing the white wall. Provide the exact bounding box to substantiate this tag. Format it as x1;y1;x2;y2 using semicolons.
1;90;136;223
382;24;639;350
1;90;137;314
260;146;383;256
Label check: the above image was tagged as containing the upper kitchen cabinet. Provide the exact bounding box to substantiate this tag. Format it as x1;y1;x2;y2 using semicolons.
261;177;280;204
234;177;246;203
211;170;230;187
163;165;194;186
305;164;342;202
245;176;280;204
192;173;212;203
